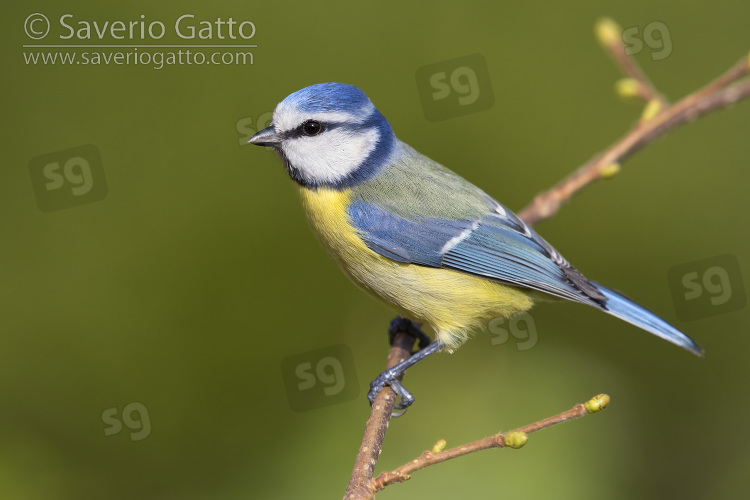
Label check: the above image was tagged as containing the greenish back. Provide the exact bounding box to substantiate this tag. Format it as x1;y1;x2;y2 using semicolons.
351;140;493;221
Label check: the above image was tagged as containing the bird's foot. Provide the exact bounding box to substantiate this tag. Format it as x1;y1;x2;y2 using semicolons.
367;330;444;415
368;370;415;415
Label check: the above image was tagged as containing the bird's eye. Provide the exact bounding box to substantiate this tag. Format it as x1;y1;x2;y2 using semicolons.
302;120;323;136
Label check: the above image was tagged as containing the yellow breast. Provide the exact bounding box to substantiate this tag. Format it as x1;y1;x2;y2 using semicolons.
298;186;536;349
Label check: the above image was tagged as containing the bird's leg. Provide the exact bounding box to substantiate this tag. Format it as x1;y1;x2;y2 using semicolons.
368;317;445;413
368;339;444;412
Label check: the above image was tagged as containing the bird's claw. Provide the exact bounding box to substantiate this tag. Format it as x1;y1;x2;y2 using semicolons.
368;320;444;416
367;371;415;415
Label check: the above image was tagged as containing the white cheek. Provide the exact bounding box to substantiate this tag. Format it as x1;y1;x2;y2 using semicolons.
283;128;379;183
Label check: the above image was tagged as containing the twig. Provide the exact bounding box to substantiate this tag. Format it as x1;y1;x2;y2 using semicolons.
347;395;610;499
518;22;750;226
344;332;415;498
595;18;668;106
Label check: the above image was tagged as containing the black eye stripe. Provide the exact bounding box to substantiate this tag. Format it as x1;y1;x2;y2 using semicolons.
280;121;349;140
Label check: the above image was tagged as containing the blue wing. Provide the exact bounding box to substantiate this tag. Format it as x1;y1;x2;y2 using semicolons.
347;198;605;306
347;198;704;356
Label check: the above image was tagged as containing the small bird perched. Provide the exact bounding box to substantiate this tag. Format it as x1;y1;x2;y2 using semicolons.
248;82;703;409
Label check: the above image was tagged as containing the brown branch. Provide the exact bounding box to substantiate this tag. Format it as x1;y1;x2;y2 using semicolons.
518;29;750;226
344;332;415;498
347;395;610;499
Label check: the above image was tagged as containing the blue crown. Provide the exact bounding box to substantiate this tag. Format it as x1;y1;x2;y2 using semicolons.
282;83;373;114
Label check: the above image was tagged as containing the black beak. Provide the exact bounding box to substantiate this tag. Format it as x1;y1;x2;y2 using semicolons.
248;125;280;147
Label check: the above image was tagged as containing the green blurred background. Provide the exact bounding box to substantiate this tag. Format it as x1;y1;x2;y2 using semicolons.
2;1;749;498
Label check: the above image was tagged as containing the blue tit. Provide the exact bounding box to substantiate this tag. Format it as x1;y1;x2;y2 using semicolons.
248;82;702;408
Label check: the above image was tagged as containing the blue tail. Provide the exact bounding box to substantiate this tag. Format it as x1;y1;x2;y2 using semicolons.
595;284;704;357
